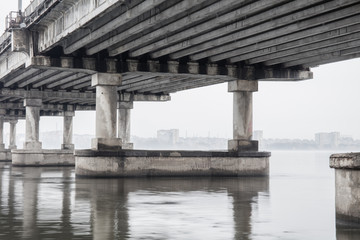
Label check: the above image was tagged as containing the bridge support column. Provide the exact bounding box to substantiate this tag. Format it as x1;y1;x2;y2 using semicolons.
330;153;360;227
0;110;5;150
91;73;122;150
117;101;133;149
0;109;10;161
23;99;42;150
61;111;75;150
228;80;258;151
9;119;18;150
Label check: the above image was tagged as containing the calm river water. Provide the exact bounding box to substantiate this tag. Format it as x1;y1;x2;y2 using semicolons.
0;150;359;240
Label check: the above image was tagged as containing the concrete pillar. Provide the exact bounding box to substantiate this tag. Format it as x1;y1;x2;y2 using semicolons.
23;98;42;150
117;101;133;149
9;119;18;149
0;110;5;150
91;73;122;150
62;111;75;150
330;153;360;226
228;80;258;151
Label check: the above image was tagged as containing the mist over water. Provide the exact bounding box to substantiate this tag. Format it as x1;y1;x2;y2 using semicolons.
0;150;359;239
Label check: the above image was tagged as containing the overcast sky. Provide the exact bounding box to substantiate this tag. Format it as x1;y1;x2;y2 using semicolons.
1;1;360;141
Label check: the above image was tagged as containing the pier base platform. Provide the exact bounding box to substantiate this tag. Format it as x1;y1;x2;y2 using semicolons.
0;149;11;162
330;152;360;227
75;150;270;177
12;149;75;166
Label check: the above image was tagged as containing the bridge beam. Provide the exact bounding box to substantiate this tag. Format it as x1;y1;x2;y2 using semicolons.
228;80;258;152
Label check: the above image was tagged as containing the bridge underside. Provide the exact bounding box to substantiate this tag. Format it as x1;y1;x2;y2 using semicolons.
0;0;360;177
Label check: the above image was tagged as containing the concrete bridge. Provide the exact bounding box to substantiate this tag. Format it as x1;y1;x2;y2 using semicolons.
0;0;360;226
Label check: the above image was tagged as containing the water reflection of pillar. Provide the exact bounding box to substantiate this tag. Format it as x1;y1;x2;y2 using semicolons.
7;164;16;236
60;168;74;238
22;168;42;239
76;178;129;240
227;177;269;240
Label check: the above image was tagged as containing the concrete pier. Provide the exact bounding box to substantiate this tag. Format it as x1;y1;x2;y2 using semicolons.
9;119;18;150
23;99;42;150
91;73;123;151
228;80;258;151
62;111;75;150
75;75;269;178
12;99;75;166
330;153;360;226
75;150;270;177
0;110;11;161
117;101;133;149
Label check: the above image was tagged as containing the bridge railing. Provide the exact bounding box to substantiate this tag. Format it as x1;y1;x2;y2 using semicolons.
24;0;46;17
0;32;11;54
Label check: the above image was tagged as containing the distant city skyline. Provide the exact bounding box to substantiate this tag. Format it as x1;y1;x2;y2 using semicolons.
1;2;360;142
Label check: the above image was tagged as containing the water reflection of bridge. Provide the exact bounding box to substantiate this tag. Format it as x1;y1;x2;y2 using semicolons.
0;164;269;239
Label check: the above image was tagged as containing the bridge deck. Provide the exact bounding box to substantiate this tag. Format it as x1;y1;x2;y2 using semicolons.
0;0;359;114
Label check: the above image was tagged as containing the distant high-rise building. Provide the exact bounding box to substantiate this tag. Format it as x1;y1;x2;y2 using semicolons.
315;132;340;148
157;129;179;145
253;130;264;149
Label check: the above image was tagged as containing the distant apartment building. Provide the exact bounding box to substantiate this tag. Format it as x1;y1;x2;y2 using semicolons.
315;132;340;148
157;129;179;145
253;130;264;149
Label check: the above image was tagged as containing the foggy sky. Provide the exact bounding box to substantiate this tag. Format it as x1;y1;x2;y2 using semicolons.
1;1;360;141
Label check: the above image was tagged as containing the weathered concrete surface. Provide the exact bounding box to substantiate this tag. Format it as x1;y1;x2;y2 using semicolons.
62;111;74;150
12;149;75;166
228;80;258;151
118;101;133;149
330;153;360;226
91;73;122;150
23;98;42;150
330;153;360;169
9;120;17;149
75;150;270;177
0;149;12;162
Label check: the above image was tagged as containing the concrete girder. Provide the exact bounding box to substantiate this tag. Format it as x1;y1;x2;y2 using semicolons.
0;102;94;111
126;77;190;93
249;32;360;65
156;78;226;94
265;39;360;66
143;77;205;93
108;0;256;56
123;76;187;92
32;71;73;88
121;75;157;86
304;53;360;68
63;0;168;54
284;49;360;68
0;88;96;101
226;22;360;64
130;0;293;58
86;0;215;55
118;77;161;91
72;82;92;90
3;68;40;87
60;76;92;90
165;1;360;60
18;69;58;88
206;20;360;62
46;73;87;88
119;93;171;102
